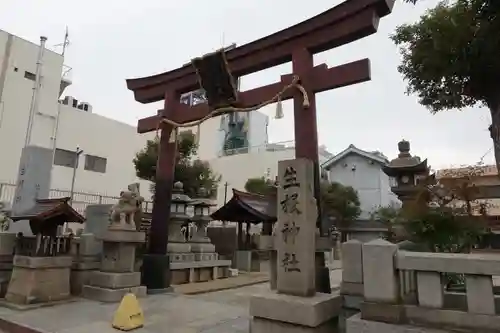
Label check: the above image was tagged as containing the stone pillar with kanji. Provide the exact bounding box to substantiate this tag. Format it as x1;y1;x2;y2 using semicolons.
249;158;342;332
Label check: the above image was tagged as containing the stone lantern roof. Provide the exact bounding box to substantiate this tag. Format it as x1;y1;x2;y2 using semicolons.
171;181;192;203
382;139;428;177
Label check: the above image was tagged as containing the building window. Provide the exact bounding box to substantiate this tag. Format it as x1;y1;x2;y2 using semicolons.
24;71;36;81
84;155;107;173
53;149;77;168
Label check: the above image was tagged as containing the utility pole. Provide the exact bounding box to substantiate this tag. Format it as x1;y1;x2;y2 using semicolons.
223;181;229;204
66;146;83;232
69;146;84;203
222;181;229;227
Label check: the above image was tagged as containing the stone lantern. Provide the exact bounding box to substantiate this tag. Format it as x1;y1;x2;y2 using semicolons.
167;181;194;262
382;139;432;215
190;188;217;261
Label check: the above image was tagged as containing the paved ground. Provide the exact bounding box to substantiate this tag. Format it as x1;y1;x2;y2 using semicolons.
0;267;343;333
174;272;269;295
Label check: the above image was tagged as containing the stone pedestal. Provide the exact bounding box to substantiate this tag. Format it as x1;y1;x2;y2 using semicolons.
236;250;260;272
167;219;194;261
250;293;342;332
5;255;72;305
70;233;101;295
190;216;216;260
0;233;16;297
82;227;146;302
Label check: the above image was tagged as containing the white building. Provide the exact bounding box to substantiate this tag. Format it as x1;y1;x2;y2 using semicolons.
0;30;155;204
321;144;400;219
208;140;333;207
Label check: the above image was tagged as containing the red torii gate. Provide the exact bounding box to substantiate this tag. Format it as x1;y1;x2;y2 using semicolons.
127;0;394;292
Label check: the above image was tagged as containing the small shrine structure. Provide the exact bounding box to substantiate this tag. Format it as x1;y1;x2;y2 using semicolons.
212;189;276;272
5;197;84;306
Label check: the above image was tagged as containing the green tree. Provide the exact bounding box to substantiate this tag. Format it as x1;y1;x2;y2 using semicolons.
371;203;404;242
244;177;275;196
133;131;220;198
392;0;500;170
320;181;361;242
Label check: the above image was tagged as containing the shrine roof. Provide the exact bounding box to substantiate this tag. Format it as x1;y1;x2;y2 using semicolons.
10;197;85;223
321;144;389;170
210;189;276;224
126;0;396;103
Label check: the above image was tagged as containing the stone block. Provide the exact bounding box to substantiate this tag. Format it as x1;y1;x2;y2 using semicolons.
199;268;212;282
362;239;398;303
217;266;229;279
171;269;190;285
84;204;113;237
170;259;231;270
169;252;195;262
361;301;405;324
90;271;141;289
270;250;277;290
194;252;218;262
190;243;215;253
343;295;363;310
72;260;100;271
189;268;199;283
417;271;443;308
250;292;342;327
250;317;337;333
13;255;72;269
78;233;101;256
82;285;146;303
236;250;254;272
6;257;71;304
70;270;94;295
101;242;136;273
396;251;500;276
405;304;500;332
0;233;16;256
167;242;191;253
340;282;364;296
347;313;449;333
341;240;363;284
99;229;145;243
466;274;495;315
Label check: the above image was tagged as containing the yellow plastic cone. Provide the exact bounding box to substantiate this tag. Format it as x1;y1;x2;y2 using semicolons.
112;293;144;331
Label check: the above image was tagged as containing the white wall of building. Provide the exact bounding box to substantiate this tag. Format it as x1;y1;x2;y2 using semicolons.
51;104;155;197
247;111;268;153
0;31;63;183
0;30;155;201
325;154;399;218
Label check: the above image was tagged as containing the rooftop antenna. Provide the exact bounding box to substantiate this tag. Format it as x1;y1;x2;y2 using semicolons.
54;26;70;57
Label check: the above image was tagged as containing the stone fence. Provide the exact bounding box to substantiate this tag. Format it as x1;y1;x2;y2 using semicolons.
342;239;500;332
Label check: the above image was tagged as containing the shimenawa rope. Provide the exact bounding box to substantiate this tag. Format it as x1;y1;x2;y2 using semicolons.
155;75;310;144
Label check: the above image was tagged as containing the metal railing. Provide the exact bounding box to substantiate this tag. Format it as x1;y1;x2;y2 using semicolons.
0;182;153;216
217;140;296;157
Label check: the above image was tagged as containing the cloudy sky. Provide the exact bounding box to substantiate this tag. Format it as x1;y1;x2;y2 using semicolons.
1;0;494;169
